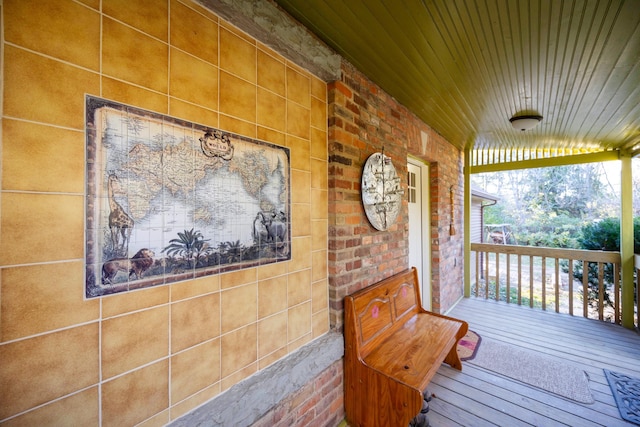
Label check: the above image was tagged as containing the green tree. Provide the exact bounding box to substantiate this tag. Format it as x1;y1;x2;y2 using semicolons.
524;164;604;219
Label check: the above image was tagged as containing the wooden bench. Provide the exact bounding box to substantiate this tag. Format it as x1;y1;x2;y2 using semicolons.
344;267;469;427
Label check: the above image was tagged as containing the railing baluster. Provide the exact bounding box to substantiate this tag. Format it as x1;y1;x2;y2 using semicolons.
583;261;589;318
598;262;604;321
555;258;560;313
506;254;511;304
475;251;480;297
542;256;546;310
484;251;489;299
568;259;574;316
495;252;500;301
517;254;522;306
529;255;534;308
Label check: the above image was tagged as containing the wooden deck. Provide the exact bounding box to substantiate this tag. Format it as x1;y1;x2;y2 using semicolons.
428;297;640;427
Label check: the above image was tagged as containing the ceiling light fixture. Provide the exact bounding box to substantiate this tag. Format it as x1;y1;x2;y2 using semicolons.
509;115;543;131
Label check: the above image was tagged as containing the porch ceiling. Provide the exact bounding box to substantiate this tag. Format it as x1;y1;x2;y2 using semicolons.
274;0;640;158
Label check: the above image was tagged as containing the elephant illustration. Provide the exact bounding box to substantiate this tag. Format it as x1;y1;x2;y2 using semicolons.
253;210;289;256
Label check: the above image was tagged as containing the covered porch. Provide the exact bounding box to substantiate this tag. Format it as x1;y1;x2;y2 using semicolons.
274;0;640;330
431;297;640;426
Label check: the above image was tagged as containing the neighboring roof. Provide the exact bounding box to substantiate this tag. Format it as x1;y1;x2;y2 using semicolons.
471;187;499;202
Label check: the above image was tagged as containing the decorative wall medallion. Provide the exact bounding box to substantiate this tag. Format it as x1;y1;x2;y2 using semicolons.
361;152;404;231
85;96;291;298
200;130;234;160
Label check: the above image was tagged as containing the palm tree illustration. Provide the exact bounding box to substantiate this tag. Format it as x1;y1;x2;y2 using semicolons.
163;229;210;268
225;240;245;263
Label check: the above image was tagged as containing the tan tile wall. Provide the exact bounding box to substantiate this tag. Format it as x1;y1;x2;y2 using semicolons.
0;0;329;425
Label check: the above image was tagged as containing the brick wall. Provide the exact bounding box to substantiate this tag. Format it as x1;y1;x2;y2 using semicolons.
252;360;344;427
328;61;464;329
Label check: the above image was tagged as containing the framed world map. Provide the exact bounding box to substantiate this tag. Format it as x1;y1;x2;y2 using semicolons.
85;96;291;298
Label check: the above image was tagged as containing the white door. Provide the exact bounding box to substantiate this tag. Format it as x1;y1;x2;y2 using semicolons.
408;159;431;310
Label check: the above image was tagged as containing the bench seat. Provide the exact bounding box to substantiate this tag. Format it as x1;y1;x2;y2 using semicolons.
364;313;464;392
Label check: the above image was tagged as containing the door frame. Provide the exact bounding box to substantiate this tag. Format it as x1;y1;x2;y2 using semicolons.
407;156;431;310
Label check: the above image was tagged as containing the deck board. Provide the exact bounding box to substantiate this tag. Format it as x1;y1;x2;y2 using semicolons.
428;297;640;426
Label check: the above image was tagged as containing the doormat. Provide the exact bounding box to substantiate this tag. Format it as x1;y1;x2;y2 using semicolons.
457;330;481;361
604;369;640;425
468;337;594;403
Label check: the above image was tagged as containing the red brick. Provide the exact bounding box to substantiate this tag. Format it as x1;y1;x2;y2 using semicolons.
333;179;352;190
344;122;360;135
344;215;361;225
290;382;314;409
295;410;316;426
331;80;353;98
297;393;320;418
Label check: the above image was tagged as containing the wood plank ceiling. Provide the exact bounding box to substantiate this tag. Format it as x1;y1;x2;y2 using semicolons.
274;0;640;161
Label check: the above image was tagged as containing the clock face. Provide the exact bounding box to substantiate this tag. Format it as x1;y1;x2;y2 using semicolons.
361;152;403;231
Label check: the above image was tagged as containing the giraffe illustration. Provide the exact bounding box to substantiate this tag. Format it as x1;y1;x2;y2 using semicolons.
107;173;134;255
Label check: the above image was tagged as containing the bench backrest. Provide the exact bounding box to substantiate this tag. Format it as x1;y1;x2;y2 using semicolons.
345;267;423;358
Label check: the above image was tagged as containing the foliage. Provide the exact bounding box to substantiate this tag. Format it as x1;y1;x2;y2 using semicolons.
515;230;579;249
513;211;582;248
579;217;640;253
579;217;620;251
524;165;606;218
483;203;514;227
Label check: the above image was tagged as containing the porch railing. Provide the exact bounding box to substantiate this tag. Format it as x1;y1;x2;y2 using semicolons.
470;243;624;324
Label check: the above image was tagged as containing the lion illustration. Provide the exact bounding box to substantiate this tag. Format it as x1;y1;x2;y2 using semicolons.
102;248;155;284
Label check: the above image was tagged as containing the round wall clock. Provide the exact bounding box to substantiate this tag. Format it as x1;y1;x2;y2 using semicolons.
361;152;404;231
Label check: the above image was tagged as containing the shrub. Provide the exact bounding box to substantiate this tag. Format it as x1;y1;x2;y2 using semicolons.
578;217;640;253
514;230;579;248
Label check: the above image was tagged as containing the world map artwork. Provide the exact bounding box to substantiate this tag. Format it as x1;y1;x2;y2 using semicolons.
85;96;291;298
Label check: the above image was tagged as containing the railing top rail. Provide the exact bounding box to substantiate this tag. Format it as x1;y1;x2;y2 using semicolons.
471;243;621;263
